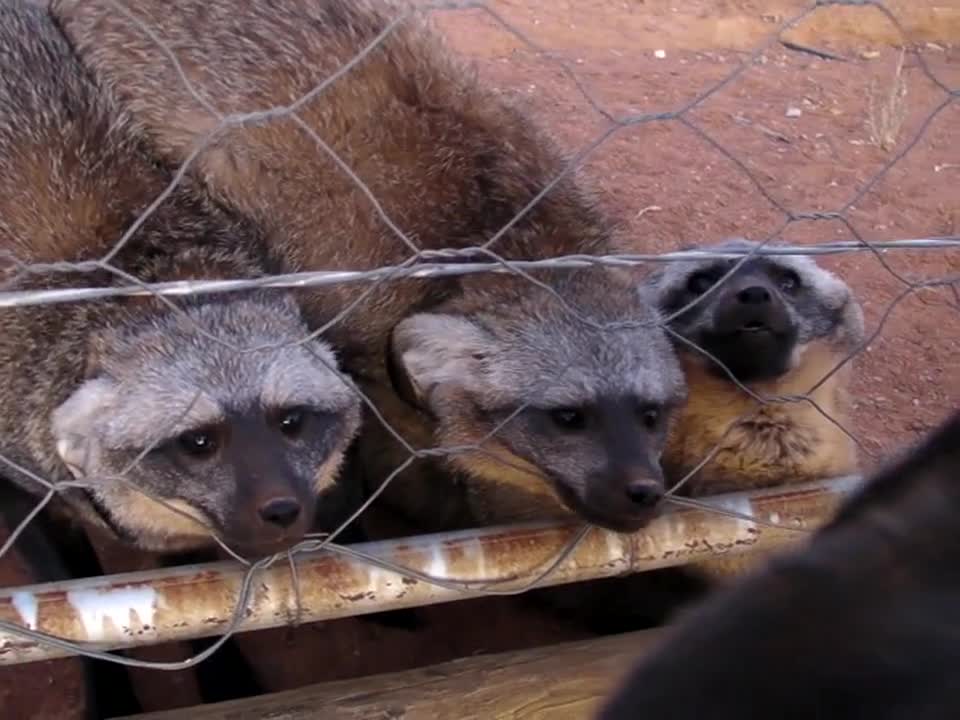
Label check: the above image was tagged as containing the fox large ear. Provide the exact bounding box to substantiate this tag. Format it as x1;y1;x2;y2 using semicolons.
387;313;492;412
50;377;118;479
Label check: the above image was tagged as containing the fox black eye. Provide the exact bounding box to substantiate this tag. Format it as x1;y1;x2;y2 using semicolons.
550;407;586;431
639;407;660;430
686;272;717;295
277;408;306;438
176;429;218;459
779;269;801;293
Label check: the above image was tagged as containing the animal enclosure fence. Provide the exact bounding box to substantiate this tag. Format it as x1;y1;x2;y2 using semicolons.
0;0;958;712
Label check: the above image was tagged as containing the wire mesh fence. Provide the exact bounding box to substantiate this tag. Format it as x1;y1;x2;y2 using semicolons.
0;0;957;699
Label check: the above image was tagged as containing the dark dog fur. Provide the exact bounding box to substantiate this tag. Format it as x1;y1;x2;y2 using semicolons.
598;408;960;720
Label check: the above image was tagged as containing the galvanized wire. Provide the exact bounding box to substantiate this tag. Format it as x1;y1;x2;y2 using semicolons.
0;0;957;679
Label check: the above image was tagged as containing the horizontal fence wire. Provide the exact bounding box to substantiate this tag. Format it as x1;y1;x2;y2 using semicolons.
0;0;957;678
0;238;958;308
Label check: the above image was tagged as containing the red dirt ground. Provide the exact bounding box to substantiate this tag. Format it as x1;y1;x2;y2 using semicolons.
2;1;958;717
433;0;960;465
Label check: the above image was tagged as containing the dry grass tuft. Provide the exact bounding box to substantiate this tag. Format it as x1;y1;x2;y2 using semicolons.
866;48;908;152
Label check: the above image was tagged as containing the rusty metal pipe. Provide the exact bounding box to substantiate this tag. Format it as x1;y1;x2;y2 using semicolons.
0;475;860;666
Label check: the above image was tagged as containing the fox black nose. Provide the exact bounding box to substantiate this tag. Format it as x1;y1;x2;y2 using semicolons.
625;479;663;508
737;285;771;305
258;497;302;528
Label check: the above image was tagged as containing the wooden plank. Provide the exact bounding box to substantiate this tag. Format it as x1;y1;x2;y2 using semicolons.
118;629;666;720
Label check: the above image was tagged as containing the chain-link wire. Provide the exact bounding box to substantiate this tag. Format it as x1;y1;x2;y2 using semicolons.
0;0;957;681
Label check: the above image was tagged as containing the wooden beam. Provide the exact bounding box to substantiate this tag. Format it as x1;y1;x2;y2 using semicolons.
118;629;665;720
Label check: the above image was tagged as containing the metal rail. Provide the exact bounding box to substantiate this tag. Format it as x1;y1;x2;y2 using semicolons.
0;475;861;666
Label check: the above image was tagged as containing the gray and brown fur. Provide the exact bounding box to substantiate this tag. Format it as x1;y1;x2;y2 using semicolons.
0;0;361;556
646;238;864;498
645;238;864;580
52;0;686;534
531;239;867;634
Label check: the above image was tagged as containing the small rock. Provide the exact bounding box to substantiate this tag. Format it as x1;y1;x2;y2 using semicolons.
785;106;802;118
860;50;880;60
654;49;666;59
